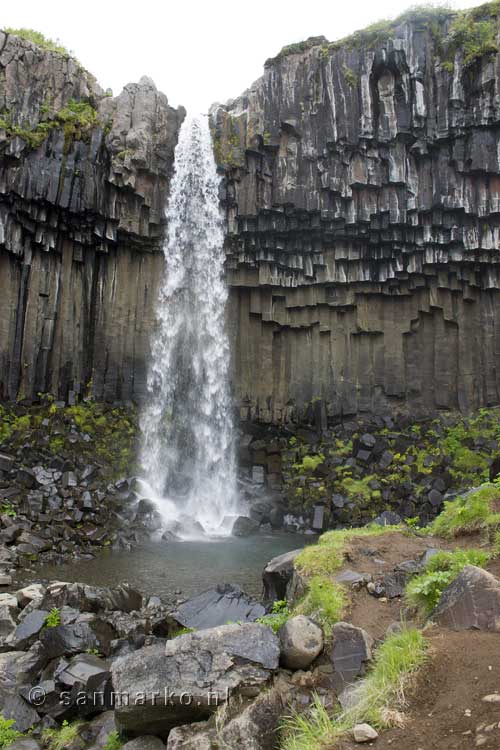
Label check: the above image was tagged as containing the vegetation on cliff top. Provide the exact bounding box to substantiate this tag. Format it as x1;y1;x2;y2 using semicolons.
266;2;500;72
3;27;75;58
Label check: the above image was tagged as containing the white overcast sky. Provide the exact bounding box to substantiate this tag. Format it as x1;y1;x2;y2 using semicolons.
3;0;481;113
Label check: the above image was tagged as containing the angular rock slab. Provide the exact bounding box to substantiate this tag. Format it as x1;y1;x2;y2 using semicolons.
111;623;280;737
330;621;373;692
262;549;302;601
431;565;500;631
170;584;265;630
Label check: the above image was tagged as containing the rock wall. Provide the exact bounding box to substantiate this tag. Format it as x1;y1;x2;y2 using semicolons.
212;8;500;422
0;31;184;402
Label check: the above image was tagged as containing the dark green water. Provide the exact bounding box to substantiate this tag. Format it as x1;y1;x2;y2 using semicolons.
23;533;307;600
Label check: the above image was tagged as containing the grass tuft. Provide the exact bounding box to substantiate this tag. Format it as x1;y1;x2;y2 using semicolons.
0;716;21;749
294;575;347;630
430;483;500;538
42;720;84;750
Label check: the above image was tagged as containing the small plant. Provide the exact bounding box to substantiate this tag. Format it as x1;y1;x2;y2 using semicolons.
0;503;16;518
42;720;83;750
406;548;490;613
104;731;123;750
343;65;358;87
256;599;291;633
44;608;61;628
0;716;21;749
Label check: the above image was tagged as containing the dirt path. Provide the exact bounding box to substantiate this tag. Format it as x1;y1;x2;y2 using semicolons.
340;629;500;750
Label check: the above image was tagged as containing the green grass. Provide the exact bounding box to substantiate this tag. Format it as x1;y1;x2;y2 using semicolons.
431;483;500;538
42;720;84;750
406;548;490;613
0;716;21;749
3;28;74;57
294;575;347;630
281;629;428;748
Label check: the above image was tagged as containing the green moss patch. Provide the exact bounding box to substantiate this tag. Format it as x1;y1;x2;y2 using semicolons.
0;98;101;151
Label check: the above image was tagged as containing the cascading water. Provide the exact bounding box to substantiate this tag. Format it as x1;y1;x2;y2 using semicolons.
139;114;239;538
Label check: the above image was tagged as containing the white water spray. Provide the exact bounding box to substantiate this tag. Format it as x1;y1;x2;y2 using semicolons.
139;114;239;538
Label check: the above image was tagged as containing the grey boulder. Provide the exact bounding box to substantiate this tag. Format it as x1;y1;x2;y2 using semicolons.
111;623;280;737
166;686;286;750
122;738;165;750
39;582;142;614
278;616;323;670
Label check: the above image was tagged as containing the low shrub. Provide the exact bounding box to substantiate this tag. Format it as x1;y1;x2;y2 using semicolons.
406;548;490;613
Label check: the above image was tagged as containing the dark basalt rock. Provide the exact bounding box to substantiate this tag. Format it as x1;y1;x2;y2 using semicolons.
262;549;302;601
7;611;49;650
170;583;266;629
232;516;260;537
330;621;373;692
39;619;114;659
39;582;142;614
431;565;500;631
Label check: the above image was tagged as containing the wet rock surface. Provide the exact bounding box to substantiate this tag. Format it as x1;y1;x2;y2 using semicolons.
170;583;265;630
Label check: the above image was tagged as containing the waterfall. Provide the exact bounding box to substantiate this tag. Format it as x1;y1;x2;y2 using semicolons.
139;114;239;538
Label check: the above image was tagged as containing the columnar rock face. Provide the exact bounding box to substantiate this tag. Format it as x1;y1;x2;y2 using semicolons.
0;31;184;402
212;10;500;422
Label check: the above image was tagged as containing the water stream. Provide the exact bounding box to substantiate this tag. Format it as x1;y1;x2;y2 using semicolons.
139;114;240;537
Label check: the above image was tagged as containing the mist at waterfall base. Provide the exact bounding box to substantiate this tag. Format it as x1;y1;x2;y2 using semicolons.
138;114;242;540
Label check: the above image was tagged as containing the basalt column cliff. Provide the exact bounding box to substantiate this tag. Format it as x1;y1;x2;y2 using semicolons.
3;11;500;422
0;31;184;403
212;9;500;423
